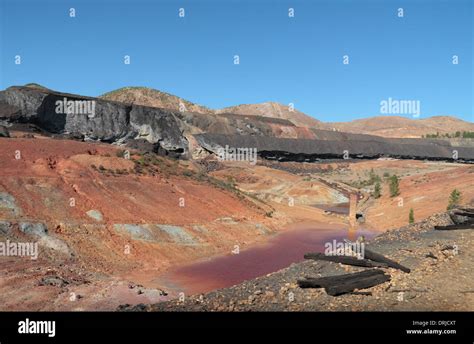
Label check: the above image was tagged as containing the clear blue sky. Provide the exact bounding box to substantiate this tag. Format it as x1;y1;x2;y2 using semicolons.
1;0;472;122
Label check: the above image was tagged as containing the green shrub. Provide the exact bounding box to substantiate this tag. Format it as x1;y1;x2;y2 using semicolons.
447;189;462;210
409;208;415;224
389;175;400;197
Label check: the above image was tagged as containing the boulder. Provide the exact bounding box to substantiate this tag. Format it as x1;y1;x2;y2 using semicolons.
0;125;10;137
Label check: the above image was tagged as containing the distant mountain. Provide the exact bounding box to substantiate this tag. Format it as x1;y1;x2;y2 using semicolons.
328;116;474;138
216;102;327;129
98;86;473;138
100;87;213;114
24;83;52;92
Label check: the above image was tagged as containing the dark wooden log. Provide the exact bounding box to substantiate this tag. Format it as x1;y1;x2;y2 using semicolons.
304;252;388;268
349;291;372;296
326;274;390;296
435;223;474;230
453;211;474;218
362;248;411;273
298;269;382;288
343;240;411;273
298;269;390;296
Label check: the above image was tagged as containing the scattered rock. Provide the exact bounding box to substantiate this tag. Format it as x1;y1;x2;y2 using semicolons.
0;125;10;137
39;276;69;288
19;222;48;237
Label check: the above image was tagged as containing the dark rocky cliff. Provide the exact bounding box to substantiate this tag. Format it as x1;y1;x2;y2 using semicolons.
195;133;474;162
0;86;188;156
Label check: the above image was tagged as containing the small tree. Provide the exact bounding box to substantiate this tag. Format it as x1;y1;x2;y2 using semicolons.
389;175;400;197
409;208;415;224
447;189;462;210
373;181;381;199
368;169;378;184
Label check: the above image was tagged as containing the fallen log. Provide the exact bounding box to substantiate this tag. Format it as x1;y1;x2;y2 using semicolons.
457;207;474;213
298;269;381;287
453;211;474;218
349;291;372;296
298;269;390;296
343;240;411;273
304;252;388;268
434;223;474;230
362;248;411;273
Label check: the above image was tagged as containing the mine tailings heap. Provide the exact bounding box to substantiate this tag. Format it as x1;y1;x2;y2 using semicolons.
195;133;474;162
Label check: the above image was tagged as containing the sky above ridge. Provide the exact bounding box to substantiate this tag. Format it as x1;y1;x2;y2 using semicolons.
1;0;473;122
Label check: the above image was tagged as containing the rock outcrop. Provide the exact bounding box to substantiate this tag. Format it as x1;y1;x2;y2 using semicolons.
0;125;10;137
0;86;188;156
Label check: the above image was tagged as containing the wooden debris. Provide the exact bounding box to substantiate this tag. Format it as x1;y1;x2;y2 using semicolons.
303;252;389;268
453;211;474;218
434;223;474;230
425;252;438;259
297;269;390;296
343;240;411;273
441;245;456;251
349;291;372;296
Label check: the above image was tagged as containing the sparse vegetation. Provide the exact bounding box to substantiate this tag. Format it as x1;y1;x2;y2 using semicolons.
424;131;474;139
447;189;462;210
347;169;382;189
409;208;415;224
368;169;381;184
389;175;400;197
226;176;236;187
373;181;381;199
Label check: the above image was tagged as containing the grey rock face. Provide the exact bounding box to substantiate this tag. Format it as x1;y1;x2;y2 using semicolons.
19;222;48;237
0;192;22;216
0;221;12;235
0;86;188;156
129;105;187;154
0;125;10;137
0;86;47;120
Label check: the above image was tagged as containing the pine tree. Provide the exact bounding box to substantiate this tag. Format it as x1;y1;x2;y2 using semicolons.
374;181;381;199
389;175;400;197
447;189;461;210
409;208;415;224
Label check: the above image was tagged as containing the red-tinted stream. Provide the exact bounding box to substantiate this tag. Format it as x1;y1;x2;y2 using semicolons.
157;223;376;295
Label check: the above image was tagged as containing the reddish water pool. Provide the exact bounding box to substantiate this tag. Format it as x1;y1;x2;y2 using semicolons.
157;223;376;295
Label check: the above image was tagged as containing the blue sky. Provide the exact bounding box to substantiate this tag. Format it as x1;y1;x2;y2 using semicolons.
1;0;472;122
